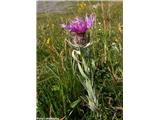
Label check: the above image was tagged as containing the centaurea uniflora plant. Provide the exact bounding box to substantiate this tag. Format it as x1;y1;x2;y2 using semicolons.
61;14;98;112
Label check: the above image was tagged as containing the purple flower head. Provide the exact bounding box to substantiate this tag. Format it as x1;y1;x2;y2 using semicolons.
61;14;95;33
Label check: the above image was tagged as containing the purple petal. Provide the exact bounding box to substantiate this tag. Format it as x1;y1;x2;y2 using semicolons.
85;15;95;29
61;15;95;33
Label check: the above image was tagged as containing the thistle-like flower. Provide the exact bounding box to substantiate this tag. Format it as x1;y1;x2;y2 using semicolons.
62;14;95;45
62;14;98;112
62;14;95;33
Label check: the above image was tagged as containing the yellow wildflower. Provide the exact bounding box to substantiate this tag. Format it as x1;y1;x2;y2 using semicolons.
46;37;50;44
78;2;87;11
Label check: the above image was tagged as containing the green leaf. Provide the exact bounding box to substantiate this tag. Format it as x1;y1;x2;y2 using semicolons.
72;50;81;62
82;57;90;74
51;85;60;91
70;99;81;108
78;63;89;80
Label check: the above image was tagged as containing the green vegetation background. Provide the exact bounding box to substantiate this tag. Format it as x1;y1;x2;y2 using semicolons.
37;1;123;120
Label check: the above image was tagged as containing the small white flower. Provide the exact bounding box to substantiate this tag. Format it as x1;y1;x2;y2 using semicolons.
98;22;101;25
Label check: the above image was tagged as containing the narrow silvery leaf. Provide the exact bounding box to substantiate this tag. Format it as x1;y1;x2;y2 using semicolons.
70;98;81;108
77;62;89;80
72;50;81;63
91;59;96;70
82;57;90;74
